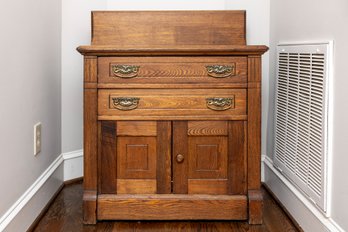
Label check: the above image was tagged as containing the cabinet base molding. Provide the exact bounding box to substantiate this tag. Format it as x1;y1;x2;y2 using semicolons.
97;194;247;220
248;190;263;224
83;191;97;224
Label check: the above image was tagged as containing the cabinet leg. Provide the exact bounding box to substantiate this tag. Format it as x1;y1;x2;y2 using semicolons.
248;189;263;224
83;191;97;224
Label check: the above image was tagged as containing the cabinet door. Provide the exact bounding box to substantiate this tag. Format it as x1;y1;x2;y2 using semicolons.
99;121;171;194
172;121;247;195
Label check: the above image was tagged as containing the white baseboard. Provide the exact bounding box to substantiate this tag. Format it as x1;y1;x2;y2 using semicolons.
0;155;64;232
63;149;83;181
0;149;84;232
262;155;345;232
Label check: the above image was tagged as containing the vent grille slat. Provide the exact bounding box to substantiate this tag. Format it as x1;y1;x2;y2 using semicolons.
274;44;329;212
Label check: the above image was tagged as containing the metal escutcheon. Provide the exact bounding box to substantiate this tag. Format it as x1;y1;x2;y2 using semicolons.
111;97;140;111
206;97;234;111
205;64;235;78
112;64;140;78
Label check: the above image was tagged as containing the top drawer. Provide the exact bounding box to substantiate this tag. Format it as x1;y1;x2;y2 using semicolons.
98;57;247;84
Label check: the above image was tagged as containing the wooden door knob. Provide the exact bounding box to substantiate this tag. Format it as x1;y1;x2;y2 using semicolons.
176;154;184;163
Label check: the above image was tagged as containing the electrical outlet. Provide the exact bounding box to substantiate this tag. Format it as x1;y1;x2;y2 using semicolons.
34;122;41;155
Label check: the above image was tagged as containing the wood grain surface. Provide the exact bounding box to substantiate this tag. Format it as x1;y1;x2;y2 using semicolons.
116;121;157;136
99;121;117;194
91;11;246;46
228;121;247;195
247;56;262;190
98;56;247;84
188;179;228;195
172;121;188;194
116;179;157;194
97;194;247;220
98;89;246;119
117;137;157;179
96;82;248;89
83;56;98;224
187;121;228;136
249;190;263;225
156;121;172;194
188;136;228;179
77;45;268;56
84;56;97;83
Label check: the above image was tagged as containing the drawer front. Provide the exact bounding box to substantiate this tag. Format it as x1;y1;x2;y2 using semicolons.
98;57;247;84
98;89;246;120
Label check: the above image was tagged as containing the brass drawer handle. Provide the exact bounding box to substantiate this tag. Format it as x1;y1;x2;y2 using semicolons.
112;64;140;78
206;97;234;111
111;97;140;111
206;64;235;78
176;154;184;163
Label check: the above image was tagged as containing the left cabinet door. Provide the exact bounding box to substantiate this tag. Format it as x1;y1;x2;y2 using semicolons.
99;121;172;194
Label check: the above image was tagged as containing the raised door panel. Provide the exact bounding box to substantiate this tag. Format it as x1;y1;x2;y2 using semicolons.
172;121;247;195
117;137;157;179
188;134;229;195
117;136;157;194
188;136;228;179
99;121;171;194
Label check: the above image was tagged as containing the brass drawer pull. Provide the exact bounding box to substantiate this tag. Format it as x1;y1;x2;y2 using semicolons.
206;97;234;111
206;64;235;78
111;97;140;111
112;64;140;78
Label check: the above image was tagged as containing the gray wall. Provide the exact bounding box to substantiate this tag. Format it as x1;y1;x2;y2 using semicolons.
61;0;107;153
268;0;348;230
0;0;62;217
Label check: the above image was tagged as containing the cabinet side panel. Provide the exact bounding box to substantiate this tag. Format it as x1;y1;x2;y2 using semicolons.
83;56;98;224
83;88;98;224
84;89;98;190
247;56;262;190
84;57;98;82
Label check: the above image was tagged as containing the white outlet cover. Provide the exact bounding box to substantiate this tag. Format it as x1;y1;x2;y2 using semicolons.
34;122;41;155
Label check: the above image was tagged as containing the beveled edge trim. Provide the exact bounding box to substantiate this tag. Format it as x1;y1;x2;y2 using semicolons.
97;83;248;89
77;45;269;56
98;115;248;121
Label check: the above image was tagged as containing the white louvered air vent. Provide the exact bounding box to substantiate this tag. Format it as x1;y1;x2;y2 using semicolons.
274;43;331;212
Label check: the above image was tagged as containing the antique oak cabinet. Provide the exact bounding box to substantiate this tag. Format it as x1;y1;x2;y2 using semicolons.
77;11;268;224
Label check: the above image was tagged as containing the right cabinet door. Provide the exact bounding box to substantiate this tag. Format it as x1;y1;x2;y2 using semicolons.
173;121;247;195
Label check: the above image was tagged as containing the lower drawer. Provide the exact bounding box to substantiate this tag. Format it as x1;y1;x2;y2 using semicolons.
98;89;246;120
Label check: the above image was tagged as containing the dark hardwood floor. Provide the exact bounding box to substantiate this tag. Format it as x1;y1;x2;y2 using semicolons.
32;181;299;232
